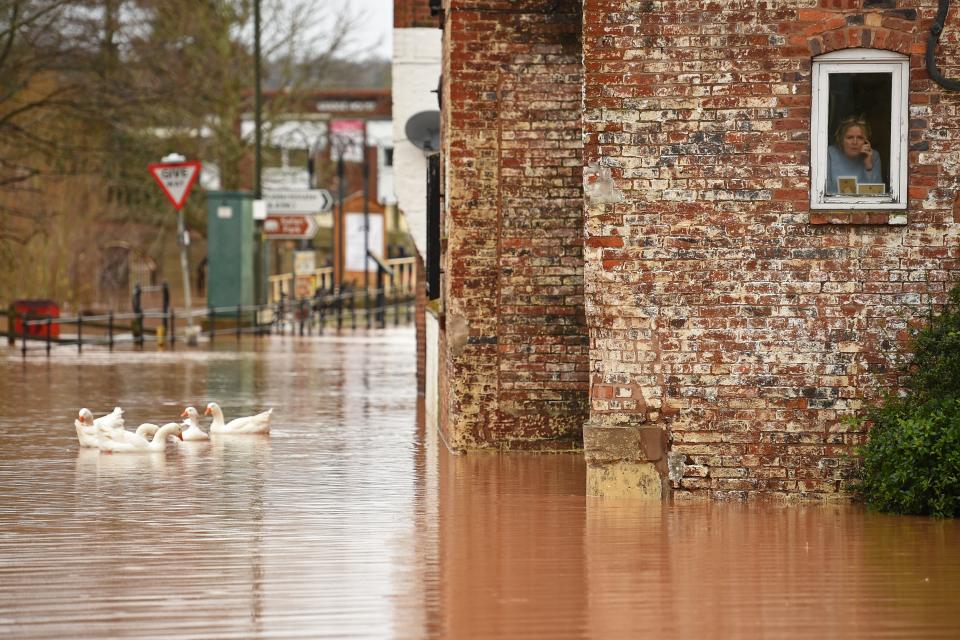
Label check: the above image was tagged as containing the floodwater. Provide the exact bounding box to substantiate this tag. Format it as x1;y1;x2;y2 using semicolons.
1;330;960;640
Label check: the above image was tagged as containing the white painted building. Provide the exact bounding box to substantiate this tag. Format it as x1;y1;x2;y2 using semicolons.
392;24;441;429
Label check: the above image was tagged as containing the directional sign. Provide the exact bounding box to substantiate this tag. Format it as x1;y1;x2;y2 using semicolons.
263;214;319;240
148;161;201;210
264;189;332;215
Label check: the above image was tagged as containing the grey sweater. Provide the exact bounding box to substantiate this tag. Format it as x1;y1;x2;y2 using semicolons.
825;145;883;194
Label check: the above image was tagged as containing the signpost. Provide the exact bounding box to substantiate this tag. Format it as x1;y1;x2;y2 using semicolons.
148;161;201;210
264;189;332;215
148;157;201;341
262;214;319;240
262;188;328;241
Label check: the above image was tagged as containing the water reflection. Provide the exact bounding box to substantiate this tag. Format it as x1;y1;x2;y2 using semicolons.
2;332;960;639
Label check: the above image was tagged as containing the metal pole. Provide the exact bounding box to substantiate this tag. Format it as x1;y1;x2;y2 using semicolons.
336;292;343;332
394;272;399;327
237;304;242;341
20;313;26;357
77;314;82;353
108;311;114;351
177;209;194;331
162;281;170;334
46;316;51;356
363;124;370;294
254;0;262;200
336;152;345;294
253;0;266;308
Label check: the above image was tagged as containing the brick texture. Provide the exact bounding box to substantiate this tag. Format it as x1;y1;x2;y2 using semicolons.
439;0;589;451
582;0;960;499
394;0;438;29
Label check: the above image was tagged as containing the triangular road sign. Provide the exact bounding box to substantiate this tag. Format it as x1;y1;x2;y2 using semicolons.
149;161;201;210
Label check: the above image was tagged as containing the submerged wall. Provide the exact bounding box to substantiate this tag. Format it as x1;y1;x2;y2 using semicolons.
439;0;590;451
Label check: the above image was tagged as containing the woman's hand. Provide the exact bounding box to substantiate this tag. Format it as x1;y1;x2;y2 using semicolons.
861;139;874;171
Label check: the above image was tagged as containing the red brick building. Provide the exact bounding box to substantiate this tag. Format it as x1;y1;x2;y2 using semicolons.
426;0;960;499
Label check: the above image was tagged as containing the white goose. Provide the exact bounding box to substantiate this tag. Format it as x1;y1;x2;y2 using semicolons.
98;422;183;453
131;423;163;440
97;419;164;448
179;407;210;441
75;408;125;448
205;402;272;435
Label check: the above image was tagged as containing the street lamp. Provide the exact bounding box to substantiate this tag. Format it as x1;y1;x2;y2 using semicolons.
329;124;369;295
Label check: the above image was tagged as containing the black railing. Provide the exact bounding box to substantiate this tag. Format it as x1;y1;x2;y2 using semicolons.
3;287;415;357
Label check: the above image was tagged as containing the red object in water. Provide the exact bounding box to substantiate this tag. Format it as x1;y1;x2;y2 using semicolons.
12;300;60;339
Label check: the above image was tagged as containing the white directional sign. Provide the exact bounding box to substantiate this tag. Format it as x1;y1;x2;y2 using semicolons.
264;189;332;215
148;161;201;210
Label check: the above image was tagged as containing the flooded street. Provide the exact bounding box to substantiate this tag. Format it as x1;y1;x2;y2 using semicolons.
1;330;959;639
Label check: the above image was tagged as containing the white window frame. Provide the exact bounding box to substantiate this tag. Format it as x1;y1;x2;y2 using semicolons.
811;49;909;210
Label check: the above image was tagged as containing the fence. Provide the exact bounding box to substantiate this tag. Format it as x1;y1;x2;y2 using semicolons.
3;285;415;357
267;257;417;306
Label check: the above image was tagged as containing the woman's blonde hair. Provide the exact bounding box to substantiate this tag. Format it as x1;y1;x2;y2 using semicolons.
834;116;872;147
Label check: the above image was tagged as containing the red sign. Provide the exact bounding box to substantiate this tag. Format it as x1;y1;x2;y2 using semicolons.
330;119;365;163
148;161;201;210
263;214;319;240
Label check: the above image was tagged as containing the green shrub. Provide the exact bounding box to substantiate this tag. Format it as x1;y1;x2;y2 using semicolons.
856;286;960;518
857;398;960;517
903;287;960;403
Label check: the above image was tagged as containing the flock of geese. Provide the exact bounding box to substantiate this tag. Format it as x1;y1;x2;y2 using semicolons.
74;403;273;453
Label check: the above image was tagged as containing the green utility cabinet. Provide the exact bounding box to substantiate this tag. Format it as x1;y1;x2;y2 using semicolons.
206;192;255;310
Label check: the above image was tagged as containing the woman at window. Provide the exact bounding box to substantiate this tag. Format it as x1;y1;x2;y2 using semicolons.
825;116;883;194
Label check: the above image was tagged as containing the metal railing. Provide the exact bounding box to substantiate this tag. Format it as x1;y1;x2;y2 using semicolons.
267;257;418;305
3;285;415;357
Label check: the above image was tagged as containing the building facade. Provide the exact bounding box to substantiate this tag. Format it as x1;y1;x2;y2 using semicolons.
427;0;960;500
393;1;443;422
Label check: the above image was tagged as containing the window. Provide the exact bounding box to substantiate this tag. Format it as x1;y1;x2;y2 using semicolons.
811;49;908;210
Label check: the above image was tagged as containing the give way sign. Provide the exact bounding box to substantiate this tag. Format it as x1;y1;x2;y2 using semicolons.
148;161;201;210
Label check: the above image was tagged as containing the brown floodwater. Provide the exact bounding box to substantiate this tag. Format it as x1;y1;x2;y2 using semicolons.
1;330;959;639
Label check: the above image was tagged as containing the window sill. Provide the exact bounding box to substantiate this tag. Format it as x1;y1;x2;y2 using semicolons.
809;211;907;226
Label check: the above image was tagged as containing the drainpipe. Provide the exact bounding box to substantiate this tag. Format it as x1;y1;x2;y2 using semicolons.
927;0;960;91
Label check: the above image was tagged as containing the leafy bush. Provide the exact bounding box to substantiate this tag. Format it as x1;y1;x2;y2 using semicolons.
856;286;960;518
903;286;960;403
857;398;960;517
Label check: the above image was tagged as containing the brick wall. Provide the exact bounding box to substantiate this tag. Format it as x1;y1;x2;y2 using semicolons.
582;0;960;499
440;0;589;450
394;0;437;29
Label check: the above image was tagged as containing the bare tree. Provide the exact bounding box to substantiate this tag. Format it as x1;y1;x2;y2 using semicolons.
0;0;370;305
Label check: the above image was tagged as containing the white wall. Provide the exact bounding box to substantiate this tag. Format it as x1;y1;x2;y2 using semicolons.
392;27;442;257
366;119;397;206
425;310;439;434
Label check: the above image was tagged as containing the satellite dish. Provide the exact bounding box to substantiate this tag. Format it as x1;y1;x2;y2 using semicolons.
404;111;440;152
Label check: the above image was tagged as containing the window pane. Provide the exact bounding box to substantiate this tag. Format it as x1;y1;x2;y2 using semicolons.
825;73;891;195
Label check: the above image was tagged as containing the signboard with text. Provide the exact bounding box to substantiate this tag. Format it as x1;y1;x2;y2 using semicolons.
344;213;384;272
263;214;318;240
330;119;365;163
264;189;332;215
148;161;201;210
